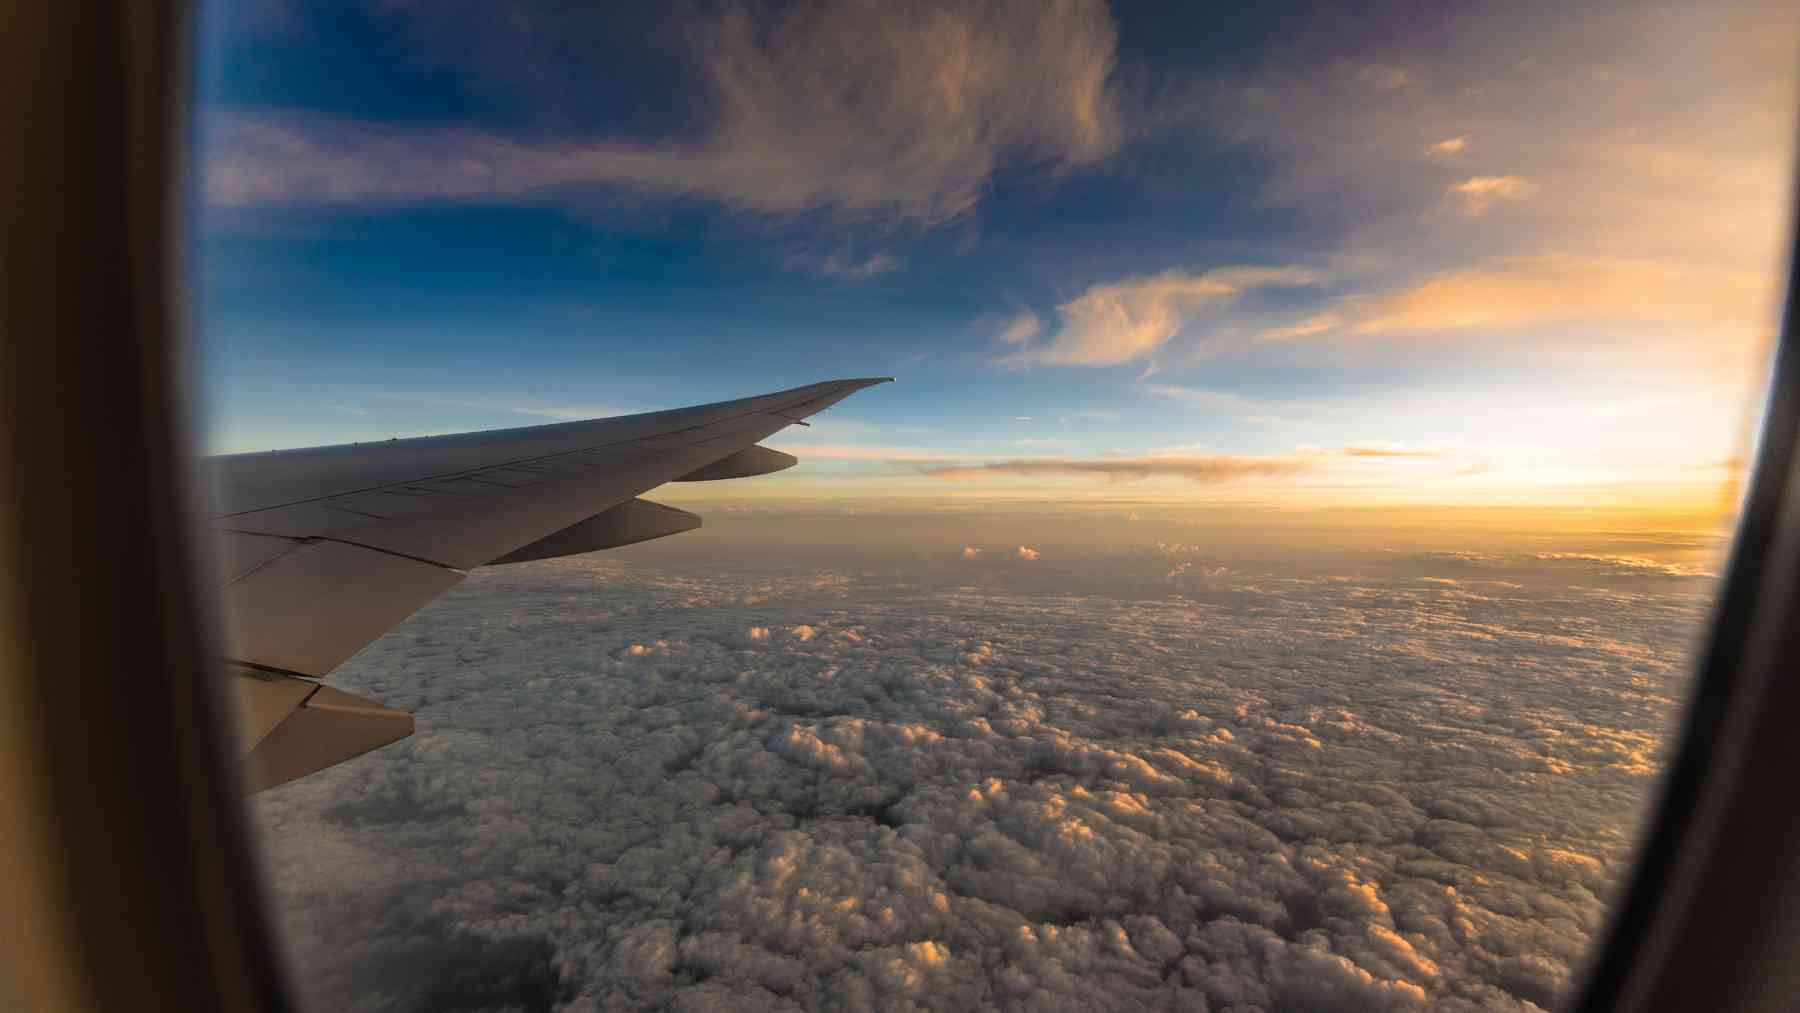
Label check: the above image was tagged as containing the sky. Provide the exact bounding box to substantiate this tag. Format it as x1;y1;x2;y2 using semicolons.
196;0;1799;514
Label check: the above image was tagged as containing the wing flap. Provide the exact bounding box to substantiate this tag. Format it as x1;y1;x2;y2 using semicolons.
242;684;414;793
488;498;701;564
675;444;798;481
227;667;317;750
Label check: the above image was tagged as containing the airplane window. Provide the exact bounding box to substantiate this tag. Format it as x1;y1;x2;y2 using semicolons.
196;2;1798;1009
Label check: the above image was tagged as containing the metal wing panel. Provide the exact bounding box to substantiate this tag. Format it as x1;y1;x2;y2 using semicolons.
241;684;415;793
219;538;464;676
206;378;885;518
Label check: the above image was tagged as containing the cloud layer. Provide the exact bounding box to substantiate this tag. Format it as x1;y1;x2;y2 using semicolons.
252;533;1709;1011
926;454;1316;484
923;444;1449;484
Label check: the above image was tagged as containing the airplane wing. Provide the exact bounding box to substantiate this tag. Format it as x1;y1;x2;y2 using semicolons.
206;378;890;791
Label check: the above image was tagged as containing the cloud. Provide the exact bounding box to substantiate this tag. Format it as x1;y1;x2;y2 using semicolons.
926;453;1316;483
1358;64;1414;92
995;310;1044;346
1143;384;1254;409
1354;254;1767;337
1529;552;1714;580
1015;545;1040;561
1332;441;1450;459
783;250;901;280
770;443;969;463
1398;549;1714;581
206;0;1123;224
1258;312;1340;340
1446;175;1535;216
961;546;982;559
252;540;1700;1010
1187;3;1796;370
925;442;1448;483
1002;266;1317;367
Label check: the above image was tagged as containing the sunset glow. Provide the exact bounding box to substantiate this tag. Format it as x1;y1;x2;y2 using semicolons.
200;2;1794;526
202;3;1800;1007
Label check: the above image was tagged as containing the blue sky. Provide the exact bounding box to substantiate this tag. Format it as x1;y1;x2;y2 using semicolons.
195;0;1795;508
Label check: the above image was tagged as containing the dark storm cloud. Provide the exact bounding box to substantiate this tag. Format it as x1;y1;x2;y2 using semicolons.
253;546;1703;1011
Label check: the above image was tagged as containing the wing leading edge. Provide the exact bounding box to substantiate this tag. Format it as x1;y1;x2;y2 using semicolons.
214;377;891;791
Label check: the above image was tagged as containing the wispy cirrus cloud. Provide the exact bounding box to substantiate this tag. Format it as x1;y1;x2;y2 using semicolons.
1445;175;1534;216
206;0;1122;225
994;310;1043;346
782;250;901;280
1354;254;1767;337
1185;2;1796;375
1257;312;1340;341
1314;441;1451;459
926;454;1316;483
925;440;1454;483
771;443;970;464
999;266;1317;367
1142;384;1256;410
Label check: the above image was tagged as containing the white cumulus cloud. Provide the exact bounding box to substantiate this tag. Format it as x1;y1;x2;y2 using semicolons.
250;532;1705;1010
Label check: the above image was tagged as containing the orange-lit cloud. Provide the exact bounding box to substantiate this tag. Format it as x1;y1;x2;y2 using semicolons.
1331;441;1451;459
1258;313;1340;341
995;310;1043;346
921;440;1464;485
1198;2;1795;370
775;443;970;463
926;454;1317;483
1445;175;1534;215
1354;255;1767;337
1003;266;1316;366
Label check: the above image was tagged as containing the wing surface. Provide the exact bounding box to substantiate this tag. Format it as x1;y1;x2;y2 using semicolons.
208;377;889;789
